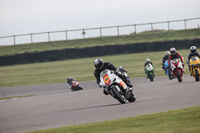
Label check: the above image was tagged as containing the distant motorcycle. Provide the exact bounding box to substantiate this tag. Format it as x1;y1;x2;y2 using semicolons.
164;60;174;80
99;69;136;104
189;56;200;82
66;80;83;91
145;63;155;82
170;59;184;82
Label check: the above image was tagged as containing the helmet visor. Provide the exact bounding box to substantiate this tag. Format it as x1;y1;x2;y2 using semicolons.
191;49;196;53
95;62;103;69
170;51;175;55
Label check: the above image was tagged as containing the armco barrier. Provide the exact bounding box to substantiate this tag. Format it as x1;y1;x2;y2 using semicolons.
0;39;200;66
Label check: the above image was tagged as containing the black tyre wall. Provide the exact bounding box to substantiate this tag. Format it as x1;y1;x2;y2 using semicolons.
1;39;200;66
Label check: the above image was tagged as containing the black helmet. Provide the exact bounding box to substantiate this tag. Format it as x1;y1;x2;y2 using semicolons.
190;46;196;53
94;58;104;69
170;47;176;55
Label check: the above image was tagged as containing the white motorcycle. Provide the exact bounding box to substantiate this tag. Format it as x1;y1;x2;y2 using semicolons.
170;59;184;82
99;69;136;104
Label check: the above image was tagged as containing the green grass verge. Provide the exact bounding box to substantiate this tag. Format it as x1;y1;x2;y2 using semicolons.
0;49;191;87
0;95;35;100
27;106;200;133
0;29;200;56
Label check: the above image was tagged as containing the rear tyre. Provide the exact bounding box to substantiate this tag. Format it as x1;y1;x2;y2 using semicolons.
195;69;199;82
177;70;182;82
110;86;126;104
78;86;83;90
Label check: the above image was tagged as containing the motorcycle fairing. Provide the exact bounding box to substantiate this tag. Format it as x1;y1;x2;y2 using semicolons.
190;57;200;67
171;59;184;77
99;69;128;89
119;81;126;88
71;81;79;87
103;73;111;85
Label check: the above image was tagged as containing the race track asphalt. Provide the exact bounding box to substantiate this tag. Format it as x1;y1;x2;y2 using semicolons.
0;75;200;133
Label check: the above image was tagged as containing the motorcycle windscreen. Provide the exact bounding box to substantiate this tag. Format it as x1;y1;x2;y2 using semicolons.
191;57;198;62
190;57;200;66
146;63;153;71
172;59;179;65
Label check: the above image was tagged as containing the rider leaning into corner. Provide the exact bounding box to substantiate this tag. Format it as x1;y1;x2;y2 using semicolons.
93;58;133;95
168;47;184;69
187;46;200;75
67;76;74;85
66;76;77;89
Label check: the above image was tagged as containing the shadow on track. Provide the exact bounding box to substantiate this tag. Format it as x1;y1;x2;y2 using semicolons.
61;103;122;113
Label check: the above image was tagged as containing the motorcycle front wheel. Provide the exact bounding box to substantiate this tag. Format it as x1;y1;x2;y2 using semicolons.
176;70;183;82
148;73;154;82
110;86;126;104
195;69;199;82
168;69;173;80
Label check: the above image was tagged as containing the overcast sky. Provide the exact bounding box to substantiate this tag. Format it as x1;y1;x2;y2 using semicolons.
0;0;200;37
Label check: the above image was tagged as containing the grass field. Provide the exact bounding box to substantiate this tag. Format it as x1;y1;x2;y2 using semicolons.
27;105;200;133
0;29;200;56
0;49;191;87
0;95;34;100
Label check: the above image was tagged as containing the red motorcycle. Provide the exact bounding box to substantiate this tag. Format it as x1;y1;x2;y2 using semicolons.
66;80;83;91
170;59;184;82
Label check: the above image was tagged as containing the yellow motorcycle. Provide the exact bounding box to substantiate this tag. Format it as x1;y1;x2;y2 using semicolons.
189;56;200;81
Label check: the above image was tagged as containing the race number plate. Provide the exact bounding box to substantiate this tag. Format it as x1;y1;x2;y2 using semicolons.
119;81;126;88
103;74;111;85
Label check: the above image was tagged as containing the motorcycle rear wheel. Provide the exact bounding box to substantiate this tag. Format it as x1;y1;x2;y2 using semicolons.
127;91;136;102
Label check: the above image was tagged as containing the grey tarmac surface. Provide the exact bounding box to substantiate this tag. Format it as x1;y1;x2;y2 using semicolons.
0;75;200;133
